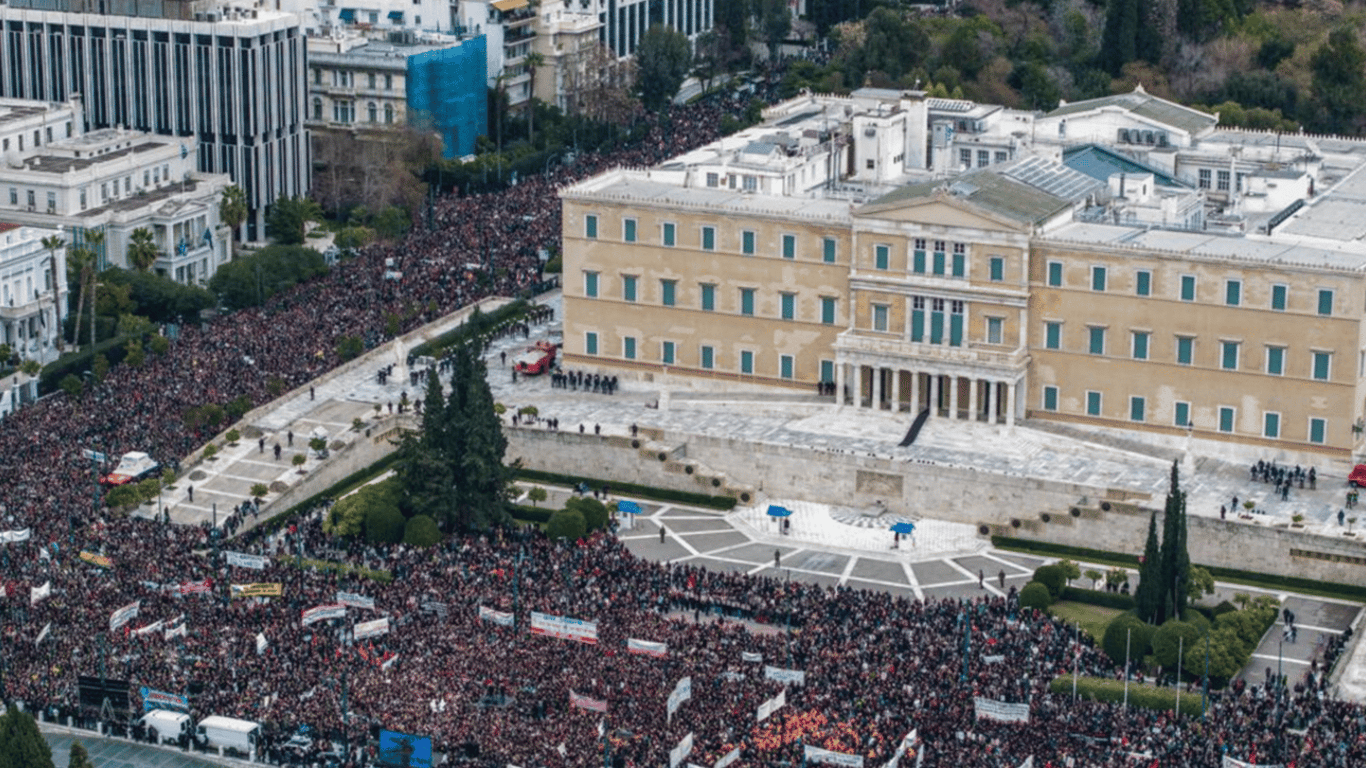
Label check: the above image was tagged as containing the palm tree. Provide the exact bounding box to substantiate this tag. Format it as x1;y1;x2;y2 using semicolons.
67;245;92;350
524;50;545;147
128;227;158;272
83;228;104;351
220;185;247;259
39;235;65;353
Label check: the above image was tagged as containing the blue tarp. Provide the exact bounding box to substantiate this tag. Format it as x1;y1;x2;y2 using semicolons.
890;522;915;534
617;500;641;515
766;505;792;518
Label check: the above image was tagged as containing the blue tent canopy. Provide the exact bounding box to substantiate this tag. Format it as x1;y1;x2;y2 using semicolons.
617;500;641;515
338;8;356;22
890;522;916;534
766;505;792;518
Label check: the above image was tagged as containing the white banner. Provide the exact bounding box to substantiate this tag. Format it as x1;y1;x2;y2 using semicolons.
1018;758;1034;768
669;732;694;768
132;619;165;637
805;746;865;768
882;729;917;768
1221;758;1283;768
256;632;268;655
757;688;786;722
164;617;187;641
627;638;668;657
741;651;763;663
667;676;692;720
530;611;598;644
302;603;346;626
973;697;1030;724
110;600;141;632
337;591;375;610
35;622;50;646
0;527;31;544
764;665;806;685
30;581;51;605
715;747;740;768
982;655;1005;664
479;605;515;627
225;550;268;570
354;617;390;640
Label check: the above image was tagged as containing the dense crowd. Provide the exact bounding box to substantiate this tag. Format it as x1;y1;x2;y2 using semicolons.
0;73;1361;768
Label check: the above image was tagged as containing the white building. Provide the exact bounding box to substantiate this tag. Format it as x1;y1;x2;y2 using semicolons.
0;223;68;366
456;0;536;110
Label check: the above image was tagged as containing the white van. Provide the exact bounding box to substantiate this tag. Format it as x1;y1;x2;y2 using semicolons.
195;715;262;756
138;709;192;745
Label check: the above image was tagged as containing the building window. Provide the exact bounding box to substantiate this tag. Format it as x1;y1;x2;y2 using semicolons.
584;271;598;298
1221;341;1239;370
821;297;836;325
332;100;354;123
987;317;1003;345
661;280;676;307
782;234;795;259
1313;351;1332;381
740;288;755;316
1092;266;1107;292
1266;346;1285;375
742;230;756;255
1309;417;1326;444
913;239;926;273
384;104;394;124
623;218;637;243
1198;168;1211;189
705;172;718;187
1264;412;1281;439
875;244;889;270
1225;279;1241;306
1318;289;1334;316
872;303;889;332
820;360;834;384
989;256;1004;282
368;102;377;122
368;73;376;89
312;99;322;121
1130;396;1145;422
1176;336;1194;365
662;222;676;247
740;350;754;374
7;188;14;205
932;241;947;275
1217;169;1230;192
1042;385;1058;411
949;300;965;347
1219;406;1235;433
385;74;393;90
313;68;322;85
585;332;598;355
911;297;925;342
1174;402;1190;428
1180;275;1196;301
781;292;796;321
661;341;675;365
1088;326;1106;355
1047;261;1063;287
780;355;794;379
701;226;716;251
952;242;966;277
1045;322;1061;350
960;148;972;168
822;237;836;263
623;337;636;360
1132;331;1149;360
585;214;598;239
700;346;714;370
1086;391;1101;416
1271;284;1287;311
700;283;715;311
622;275;637;302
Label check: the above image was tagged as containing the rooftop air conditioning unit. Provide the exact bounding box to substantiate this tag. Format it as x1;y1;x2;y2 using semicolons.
1118;128;1130;143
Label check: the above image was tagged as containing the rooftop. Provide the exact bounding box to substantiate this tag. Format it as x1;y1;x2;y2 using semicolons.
1048;86;1218;137
565;170;855;223
1063;143;1188;188
1045;220;1366;271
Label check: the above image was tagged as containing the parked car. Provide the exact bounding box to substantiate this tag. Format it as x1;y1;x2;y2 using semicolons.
1349;464;1366;487
513;341;558;375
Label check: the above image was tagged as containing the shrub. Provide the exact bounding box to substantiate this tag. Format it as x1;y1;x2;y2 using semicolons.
1033;564;1067;598
104;485;141;509
1211;600;1238;617
225;429;241;444
1019;581;1053;610
366;504;406;544
1049;676;1203;717
1102;614;1155;666
527;487;548;506
547;508;586;541
226;394;253;421
514;468;736;510
1059;586;1136;611
1151;620;1202;669
1182;609;1211;634
292;454;306;468
403;515;442;547
203;444;218;460
250;483;268;498
567;496;609;531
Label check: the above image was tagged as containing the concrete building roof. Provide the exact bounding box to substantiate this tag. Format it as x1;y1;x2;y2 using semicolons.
1046;220;1366;271
868;159;1086;227
564;171;854;224
1277;163;1366;242
1048;86;1218;136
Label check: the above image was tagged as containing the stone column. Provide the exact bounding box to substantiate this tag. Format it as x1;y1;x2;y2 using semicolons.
928;374;939;417
986;380;998;424
968;377;979;422
910;371;920;414
835;362;846;407
947;375;959;420
852;365;863;409
891;368;901;413
873;366;884;410
1006;381;1017;428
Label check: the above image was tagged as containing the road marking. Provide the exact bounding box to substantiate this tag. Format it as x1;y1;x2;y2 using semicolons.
901;561;925;602
838;556;859;586
1251;654;1310;666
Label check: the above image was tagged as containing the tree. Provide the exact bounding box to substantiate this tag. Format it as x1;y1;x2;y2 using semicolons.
1102;613;1154;667
547;508;586;542
1133;508;1164;624
265;195;323;245
1084;569;1104;589
127;227;159;272
635;25;692;111
527;487;548;506
1099;0;1139;75
845;7;931;84
66;740;95;768
325;479;401;538
0;705;56;768
220;185;248;257
403;515;442;547
524;50;545;146
756;0;791;63
1032;564;1066;598
66;245;93;350
1310;27;1366;135
566;496;608;531
1018;581;1052;610
1159;460;1191;624
1186;565;1214;603
206;245;328;310
366;504;407;544
1151;619;1201;670
40;235;65;353
83;228;104;352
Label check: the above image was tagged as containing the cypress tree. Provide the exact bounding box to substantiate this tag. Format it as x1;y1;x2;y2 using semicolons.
1165;461;1191;619
1100;0;1140;75
0;705;56;768
1133;509;1164;623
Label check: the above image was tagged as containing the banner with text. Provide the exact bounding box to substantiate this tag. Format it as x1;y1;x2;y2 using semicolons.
669;732;694;768
764;665;806;685
627;638;668;657
337;591;375;610
715;747;740;768
132;619;165;637
110;601;141;632
667;676;692;721
805;746;865;768
164;616;186;641
973;698;1030;724
570;691;607;713
140;686;189;712
0;527;30;544
882;729;918;768
1220;758;1283;768
302;603;346;626
354;617;390;640
178;579;211;595
79;551;113;568
225;551;268;570
531;612;598;644
231;583;282;598
757;688;786;723
479;606;514;627
741;652;763;663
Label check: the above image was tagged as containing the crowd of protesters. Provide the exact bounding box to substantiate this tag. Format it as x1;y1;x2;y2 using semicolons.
0;71;1361;768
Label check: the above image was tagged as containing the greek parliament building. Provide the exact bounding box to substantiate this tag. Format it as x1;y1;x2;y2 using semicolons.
0;0;309;240
562;87;1366;463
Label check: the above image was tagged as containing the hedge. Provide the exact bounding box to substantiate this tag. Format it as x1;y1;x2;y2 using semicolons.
512;504;554;524
991;536;1366;603
515;468;737;510
409;300;531;360
281;556;393;583
1049;676;1205;717
1060;586;1137;611
256;450;406;535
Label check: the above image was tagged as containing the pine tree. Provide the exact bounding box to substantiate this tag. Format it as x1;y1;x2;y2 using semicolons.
0;705;56;768
1100;0;1139;75
1133;509;1164;624
1163;461;1191;620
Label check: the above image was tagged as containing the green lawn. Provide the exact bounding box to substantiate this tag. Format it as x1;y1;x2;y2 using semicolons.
1049;600;1123;642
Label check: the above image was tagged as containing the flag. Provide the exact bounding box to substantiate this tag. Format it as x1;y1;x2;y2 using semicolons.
627;638;667;657
35;622;51;646
381;652;398;670
570;691;607;713
164;618;187;640
741;651;763;663
256;632;268;655
557;744;567;758
30;581;51;605
179;579;211;595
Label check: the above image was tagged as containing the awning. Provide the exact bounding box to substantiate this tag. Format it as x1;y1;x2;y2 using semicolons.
387;10;403;20
491;0;528;12
617;500;641;515
337;8;355;22
766;505;792;518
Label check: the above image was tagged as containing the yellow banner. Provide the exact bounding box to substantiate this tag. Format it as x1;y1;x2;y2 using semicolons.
79;551;113;568
230;582;282;598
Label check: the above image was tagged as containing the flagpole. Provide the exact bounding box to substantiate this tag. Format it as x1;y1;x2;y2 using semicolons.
1123;628;1131;709
1176;635;1183;713
1071;621;1079;701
